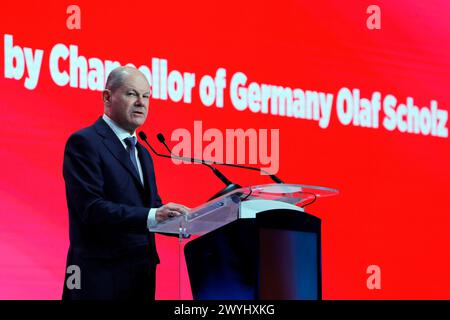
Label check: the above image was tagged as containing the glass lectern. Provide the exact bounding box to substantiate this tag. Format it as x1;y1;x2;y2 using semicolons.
149;183;339;300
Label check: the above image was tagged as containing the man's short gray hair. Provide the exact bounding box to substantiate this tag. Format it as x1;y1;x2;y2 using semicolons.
105;67;132;92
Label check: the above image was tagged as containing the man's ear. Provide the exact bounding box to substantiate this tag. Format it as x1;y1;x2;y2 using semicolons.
103;89;112;104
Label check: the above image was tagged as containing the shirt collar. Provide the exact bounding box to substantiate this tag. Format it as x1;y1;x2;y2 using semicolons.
102;114;137;143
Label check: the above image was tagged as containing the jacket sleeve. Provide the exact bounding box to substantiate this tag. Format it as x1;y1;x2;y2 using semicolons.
63;133;149;233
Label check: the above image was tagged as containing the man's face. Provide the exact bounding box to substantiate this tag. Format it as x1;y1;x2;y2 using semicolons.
105;72;150;133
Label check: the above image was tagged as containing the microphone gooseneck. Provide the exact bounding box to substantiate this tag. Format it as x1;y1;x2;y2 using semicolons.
157;132;284;184
139;131;241;201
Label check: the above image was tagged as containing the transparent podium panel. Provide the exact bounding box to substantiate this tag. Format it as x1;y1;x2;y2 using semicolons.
148;183;339;236
148;192;243;236
241;183;339;206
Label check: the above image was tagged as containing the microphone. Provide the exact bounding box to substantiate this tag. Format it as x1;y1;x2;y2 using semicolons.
157;132;284;184
139;131;241;200
138;131;170;158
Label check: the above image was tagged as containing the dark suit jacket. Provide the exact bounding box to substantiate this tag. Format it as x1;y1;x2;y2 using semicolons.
62;117;163;300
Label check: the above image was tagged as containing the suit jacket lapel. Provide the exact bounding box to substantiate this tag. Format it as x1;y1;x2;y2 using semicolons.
94;117;144;191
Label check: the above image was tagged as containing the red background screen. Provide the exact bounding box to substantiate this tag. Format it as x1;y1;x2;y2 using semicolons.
0;0;449;299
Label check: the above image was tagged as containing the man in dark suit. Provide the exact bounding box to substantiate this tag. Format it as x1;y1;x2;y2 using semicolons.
62;66;189;300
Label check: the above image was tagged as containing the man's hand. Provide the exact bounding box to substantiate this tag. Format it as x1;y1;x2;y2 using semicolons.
156;202;190;222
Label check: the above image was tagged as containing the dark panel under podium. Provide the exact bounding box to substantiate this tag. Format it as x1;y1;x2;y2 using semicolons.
184;209;322;300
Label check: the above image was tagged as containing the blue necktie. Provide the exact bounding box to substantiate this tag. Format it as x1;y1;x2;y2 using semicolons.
124;136;139;176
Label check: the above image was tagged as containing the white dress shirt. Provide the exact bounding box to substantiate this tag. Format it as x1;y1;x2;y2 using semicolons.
102;114;158;229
